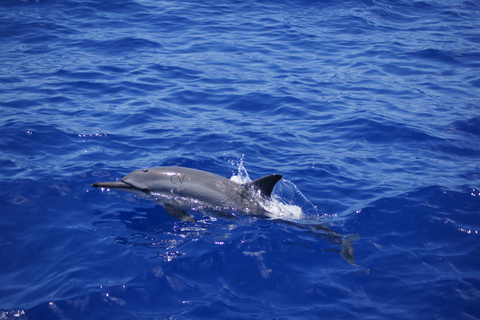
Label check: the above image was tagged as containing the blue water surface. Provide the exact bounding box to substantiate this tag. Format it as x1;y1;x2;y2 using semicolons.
1;0;480;318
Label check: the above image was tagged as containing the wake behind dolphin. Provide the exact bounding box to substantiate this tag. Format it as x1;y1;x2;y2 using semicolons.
92;166;358;265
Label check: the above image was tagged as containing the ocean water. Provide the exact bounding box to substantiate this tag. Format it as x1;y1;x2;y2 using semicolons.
1;0;480;318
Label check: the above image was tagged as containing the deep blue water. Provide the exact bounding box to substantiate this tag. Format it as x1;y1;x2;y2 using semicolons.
1;0;480;318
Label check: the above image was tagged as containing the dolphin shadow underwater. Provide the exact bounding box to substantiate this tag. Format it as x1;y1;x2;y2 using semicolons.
92;166;358;265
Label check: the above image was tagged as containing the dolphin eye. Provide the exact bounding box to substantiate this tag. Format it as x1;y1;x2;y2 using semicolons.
142;169;148;172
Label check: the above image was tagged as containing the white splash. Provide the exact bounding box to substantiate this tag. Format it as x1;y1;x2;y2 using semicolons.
229;157;251;184
229;160;317;221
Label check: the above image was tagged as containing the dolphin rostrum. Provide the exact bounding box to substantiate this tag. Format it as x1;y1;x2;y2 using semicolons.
92;166;282;222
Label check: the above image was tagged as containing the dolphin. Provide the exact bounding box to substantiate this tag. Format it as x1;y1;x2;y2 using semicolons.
92;166;358;265
92;166;282;222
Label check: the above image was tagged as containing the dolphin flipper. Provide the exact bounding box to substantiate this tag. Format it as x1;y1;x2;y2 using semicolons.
163;203;195;222
248;174;282;198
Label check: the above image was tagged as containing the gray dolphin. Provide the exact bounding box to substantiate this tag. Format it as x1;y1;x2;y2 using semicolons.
92;166;358;265
92;166;282;222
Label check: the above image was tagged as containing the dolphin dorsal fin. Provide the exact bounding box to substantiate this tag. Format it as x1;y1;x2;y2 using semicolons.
248;174;282;198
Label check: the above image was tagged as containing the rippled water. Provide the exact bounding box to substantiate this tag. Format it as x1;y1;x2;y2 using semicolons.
1;0;480;319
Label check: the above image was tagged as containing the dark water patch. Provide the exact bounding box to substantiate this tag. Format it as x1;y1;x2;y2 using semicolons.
407;48;463;66
310;116;435;144
69;37;163;57
1;99;42;109
449;117;480;136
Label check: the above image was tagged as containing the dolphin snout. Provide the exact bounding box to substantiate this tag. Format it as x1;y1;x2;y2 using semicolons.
91;181;132;189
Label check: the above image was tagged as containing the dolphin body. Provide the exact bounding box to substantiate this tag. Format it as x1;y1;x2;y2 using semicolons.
92;166;282;222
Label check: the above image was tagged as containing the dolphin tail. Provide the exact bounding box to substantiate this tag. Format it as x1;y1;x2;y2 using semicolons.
340;234;360;266
275;219;360;266
248;174;282;198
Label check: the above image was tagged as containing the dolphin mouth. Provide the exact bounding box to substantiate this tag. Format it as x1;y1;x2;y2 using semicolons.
91;181;133;189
